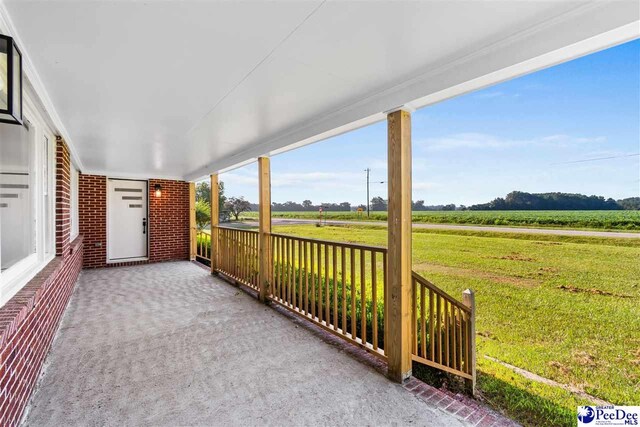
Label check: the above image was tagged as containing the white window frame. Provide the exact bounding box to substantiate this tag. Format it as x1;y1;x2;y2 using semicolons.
0;90;57;307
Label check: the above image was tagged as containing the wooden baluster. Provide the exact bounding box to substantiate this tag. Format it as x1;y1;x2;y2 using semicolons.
445;300;450;367
383;251;387;354
304;241;309;315
332;245;337;330
420;284;426;358
411;276;417;355
360;249;366;345
311;242;316;319
298;239;302;310
286;237;290;303
287;237;291;304
452;304;456;369
429;289;435;361
241;231;245;281
317;243;323;324
350;247;356;339
437;294;442;365
325;244;330;325
372;251;378;350
341;246;346;333
276;236;280;301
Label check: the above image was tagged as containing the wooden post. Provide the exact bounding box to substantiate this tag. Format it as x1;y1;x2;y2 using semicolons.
463;289;476;396
189;182;196;261
386;109;413;383
210;174;219;274
258;157;272;302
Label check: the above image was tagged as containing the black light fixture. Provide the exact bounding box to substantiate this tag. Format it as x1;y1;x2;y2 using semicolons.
0;34;23;125
154;184;162;198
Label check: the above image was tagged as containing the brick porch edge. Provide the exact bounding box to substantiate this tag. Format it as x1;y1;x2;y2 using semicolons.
403;377;519;427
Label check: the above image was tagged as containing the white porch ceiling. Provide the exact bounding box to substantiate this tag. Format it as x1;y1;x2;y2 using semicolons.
2;0;638;181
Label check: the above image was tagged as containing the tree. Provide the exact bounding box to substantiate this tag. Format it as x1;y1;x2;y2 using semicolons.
339;202;351;211
196;181;211;205
370;196;387;211
195;199;211;230
225;196;252;220
618;197;640;210
196;180;227;220
302;199;313;209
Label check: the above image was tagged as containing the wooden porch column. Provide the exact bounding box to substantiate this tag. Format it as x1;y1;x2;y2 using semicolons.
210;173;219;274
189;182;196;261
386;109;413;383
258;157;272;302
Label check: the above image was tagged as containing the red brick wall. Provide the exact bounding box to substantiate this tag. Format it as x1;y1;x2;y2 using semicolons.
149;179;190;262
0;140;83;426
79;176;189;268
55;138;71;257
78;175;107;268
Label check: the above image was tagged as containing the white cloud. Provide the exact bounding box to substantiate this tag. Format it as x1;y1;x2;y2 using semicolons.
417;133;606;151
413;181;440;190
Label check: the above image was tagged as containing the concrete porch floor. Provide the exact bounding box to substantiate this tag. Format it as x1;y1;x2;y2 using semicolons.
22;261;487;426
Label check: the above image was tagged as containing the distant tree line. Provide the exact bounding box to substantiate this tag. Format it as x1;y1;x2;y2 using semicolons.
197;183;639;218
468;191;639;211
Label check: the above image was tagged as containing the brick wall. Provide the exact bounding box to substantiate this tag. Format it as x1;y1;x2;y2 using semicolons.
78;175;107;268
55;137;71;258
79;176;190;268
149;179;190;263
0;140;83;426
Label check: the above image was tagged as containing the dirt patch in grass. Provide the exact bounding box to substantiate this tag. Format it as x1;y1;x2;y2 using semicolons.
557;284;633;298
572;351;598;368
415;262;540;288
497;252;537;262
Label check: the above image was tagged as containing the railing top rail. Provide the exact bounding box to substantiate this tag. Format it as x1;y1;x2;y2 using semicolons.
212;225;259;234
270;232;388;253
412;271;471;314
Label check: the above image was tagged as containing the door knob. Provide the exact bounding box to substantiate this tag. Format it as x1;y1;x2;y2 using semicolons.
143;218;147;234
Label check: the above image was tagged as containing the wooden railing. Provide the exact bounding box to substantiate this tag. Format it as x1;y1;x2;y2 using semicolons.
411;272;475;380
199;227;475;383
212;226;260;291
196;230;212;262
270;233;387;358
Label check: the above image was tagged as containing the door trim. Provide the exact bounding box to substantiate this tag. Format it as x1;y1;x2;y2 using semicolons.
106;178;149;263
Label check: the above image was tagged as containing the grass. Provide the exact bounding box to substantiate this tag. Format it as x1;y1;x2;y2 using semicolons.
242;210;640;230
269;223;640;427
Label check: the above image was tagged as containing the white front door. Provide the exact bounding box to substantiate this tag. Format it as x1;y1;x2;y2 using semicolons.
107;179;148;261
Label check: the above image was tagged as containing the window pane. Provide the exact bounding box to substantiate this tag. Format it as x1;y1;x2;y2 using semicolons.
0;38;7;111
0;122;35;271
11;43;20;119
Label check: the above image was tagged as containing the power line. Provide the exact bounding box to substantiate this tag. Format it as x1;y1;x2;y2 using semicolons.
551;153;639;165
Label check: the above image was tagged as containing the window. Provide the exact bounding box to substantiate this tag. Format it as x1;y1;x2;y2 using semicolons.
0;120;35;271
0;95;55;307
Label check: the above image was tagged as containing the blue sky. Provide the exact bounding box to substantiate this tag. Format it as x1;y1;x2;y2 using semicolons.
218;39;640;206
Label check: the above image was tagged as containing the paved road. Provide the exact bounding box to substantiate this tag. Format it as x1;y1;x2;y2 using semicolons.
257;218;640;239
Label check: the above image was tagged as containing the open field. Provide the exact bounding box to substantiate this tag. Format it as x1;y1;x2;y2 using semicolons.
243;210;640;231
268;224;640;427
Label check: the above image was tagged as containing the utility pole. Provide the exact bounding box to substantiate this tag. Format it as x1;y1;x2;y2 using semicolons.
365;168;370;217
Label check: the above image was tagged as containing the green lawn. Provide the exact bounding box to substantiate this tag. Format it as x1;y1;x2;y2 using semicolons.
271;224;640;427
242;210;640;230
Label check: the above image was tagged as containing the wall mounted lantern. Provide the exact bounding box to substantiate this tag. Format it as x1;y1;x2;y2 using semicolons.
154;184;162;198
0;34;23;125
